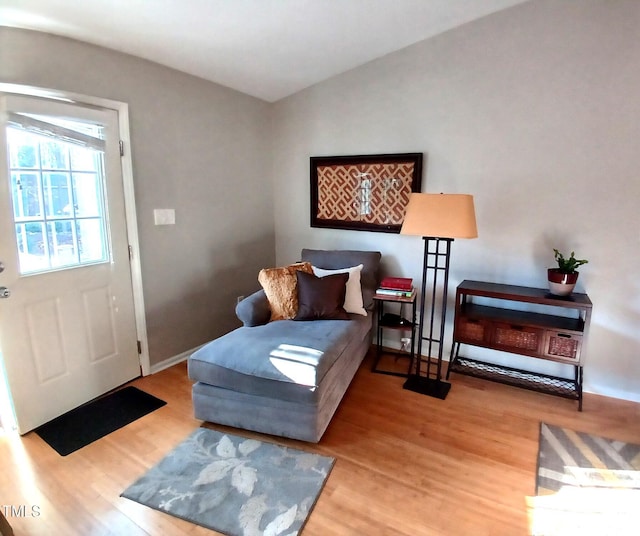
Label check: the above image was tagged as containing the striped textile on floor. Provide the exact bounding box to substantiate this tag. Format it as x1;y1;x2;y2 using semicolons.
536;422;640;495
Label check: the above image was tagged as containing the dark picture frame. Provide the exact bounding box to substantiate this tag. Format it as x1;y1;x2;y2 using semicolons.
310;153;423;233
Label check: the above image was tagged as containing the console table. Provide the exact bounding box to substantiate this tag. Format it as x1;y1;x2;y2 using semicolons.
447;280;592;410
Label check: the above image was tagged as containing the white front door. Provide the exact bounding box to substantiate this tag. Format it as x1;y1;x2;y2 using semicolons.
0;94;141;434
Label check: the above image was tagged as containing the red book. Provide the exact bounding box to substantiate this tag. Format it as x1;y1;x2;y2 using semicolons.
380;276;413;291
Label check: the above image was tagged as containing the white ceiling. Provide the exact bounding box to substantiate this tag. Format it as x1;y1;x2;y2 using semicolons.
0;0;528;102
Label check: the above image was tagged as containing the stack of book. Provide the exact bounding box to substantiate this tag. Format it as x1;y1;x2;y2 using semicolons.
375;277;415;298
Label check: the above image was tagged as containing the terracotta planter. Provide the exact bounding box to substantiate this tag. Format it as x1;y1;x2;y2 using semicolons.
547;268;579;296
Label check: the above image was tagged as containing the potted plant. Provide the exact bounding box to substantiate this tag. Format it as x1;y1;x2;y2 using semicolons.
548;249;588;296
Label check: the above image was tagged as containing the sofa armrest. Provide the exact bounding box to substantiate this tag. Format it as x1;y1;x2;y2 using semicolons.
235;289;271;326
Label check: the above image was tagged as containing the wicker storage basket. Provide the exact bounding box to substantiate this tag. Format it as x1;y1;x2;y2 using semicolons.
493;323;541;352
544;332;581;361
455;318;487;343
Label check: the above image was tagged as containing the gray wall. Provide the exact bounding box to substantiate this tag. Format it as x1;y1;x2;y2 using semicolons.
271;0;640;401
0;27;275;367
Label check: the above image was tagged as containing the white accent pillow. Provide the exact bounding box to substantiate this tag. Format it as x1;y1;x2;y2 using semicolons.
312;264;367;316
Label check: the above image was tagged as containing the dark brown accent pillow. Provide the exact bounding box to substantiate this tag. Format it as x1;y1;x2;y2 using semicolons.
294;271;350;321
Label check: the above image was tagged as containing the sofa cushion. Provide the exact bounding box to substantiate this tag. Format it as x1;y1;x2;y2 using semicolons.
312;263;367;316
294;271;349;321
257;261;313;321
188;313;372;404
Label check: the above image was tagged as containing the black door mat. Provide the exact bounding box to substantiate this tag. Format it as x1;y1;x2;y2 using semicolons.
35;386;166;456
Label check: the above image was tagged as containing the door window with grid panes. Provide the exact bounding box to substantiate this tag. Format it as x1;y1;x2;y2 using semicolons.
7;114;109;274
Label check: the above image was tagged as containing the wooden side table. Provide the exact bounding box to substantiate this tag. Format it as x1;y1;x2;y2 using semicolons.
372;292;417;377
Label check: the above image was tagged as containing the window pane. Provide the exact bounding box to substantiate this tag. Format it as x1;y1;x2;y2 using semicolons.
40;140;68;170
70;145;98;171
43;172;72;218
77;219;107;263
11;172;42;219
73;172;101;217
16;222;50;273
48;220;77;268
9;130;39;169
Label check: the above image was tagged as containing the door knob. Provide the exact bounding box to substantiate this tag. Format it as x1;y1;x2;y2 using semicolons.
0;287;10;299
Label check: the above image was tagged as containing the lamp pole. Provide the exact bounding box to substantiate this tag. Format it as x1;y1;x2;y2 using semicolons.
404;237;453;399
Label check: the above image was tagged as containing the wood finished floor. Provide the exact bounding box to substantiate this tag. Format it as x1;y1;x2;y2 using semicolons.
2;349;640;535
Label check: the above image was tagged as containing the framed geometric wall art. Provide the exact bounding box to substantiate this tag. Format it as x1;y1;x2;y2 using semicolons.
310;153;423;233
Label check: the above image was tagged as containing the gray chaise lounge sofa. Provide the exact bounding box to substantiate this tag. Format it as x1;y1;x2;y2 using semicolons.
188;249;381;442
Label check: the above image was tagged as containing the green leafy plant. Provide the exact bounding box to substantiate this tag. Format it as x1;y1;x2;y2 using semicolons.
553;249;588;274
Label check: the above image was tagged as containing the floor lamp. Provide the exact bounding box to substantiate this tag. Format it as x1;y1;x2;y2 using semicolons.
400;193;477;399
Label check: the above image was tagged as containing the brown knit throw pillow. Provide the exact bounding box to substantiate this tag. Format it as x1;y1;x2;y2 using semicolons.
258;262;314;321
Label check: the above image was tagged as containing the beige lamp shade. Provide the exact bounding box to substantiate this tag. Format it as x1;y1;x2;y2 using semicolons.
400;193;478;239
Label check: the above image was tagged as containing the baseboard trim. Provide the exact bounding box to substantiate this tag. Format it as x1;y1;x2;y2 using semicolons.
149;344;204;375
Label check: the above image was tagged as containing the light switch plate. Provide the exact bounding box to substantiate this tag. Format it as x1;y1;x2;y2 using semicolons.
154;208;175;225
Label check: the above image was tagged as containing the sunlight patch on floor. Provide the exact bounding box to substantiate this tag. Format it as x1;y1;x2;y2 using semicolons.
527;485;640;535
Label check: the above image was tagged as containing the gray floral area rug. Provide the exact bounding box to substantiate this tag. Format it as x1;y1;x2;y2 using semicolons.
121;428;335;535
